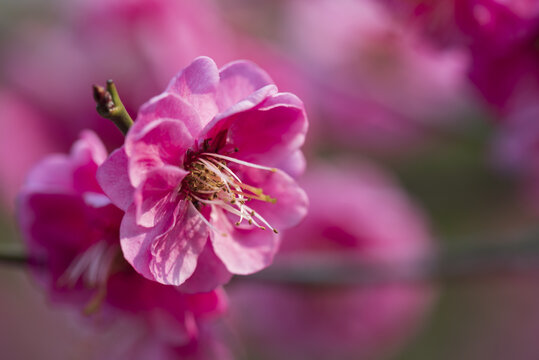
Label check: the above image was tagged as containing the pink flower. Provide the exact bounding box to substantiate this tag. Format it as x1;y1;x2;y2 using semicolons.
17;131;228;358
381;0;539;113
97;57;309;291
229;162;435;360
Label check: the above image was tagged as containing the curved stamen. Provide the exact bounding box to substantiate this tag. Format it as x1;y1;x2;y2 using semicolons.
201;153;277;172
183;151;279;233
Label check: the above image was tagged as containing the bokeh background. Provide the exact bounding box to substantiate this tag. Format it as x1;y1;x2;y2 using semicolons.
1;0;539;359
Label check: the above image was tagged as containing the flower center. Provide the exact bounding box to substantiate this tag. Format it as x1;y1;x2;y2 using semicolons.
182;152;279;233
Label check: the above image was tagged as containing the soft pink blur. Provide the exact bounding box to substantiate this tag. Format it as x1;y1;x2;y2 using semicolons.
281;0;472;150
0;91;59;212
229;162;435;360
381;0;539;115
17;131;229;359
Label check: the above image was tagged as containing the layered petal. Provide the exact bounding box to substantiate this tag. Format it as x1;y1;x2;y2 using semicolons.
149;202;209;285
277;150;306;178
133;165;187;228
166;56;220;128
136;92;203;139
179;243;233;294
120;201;209;286
238;167;309;231
198;84;278;143
126;119;194;187
97;147;134;211
210;208;280;275
215;60;274;111
204;93;307;167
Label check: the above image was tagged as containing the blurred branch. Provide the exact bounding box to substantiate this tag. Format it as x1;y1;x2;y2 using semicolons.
93;80;133;135
245;235;539;287
0;242;43;267
3;234;539;285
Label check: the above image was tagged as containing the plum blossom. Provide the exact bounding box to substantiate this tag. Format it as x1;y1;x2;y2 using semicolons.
229;162;435;360
17;131;229;359
381;0;539;113
97;56;308;291
282;0;471;150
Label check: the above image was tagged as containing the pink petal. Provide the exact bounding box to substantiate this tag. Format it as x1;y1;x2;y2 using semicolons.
97;146;134;211
120;204;176;282
71;134;109;194
277;150;306;178
73;130;108;166
135;92;203;138
240;168;309;230
126;119;194;188
179;243;233;293
133;165;187;228
210;207;280;275
19;192;89;251
120;201;209;286
148;202;209;285
225;96;307;167
166;56;220;129
23;155;74;194
186;287;228;318
216;60;274;111
199;85;278;142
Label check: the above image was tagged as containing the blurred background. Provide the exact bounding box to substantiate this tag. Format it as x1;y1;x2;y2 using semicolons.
1;0;539;359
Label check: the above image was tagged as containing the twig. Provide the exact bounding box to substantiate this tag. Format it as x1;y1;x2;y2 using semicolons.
93;80;133;135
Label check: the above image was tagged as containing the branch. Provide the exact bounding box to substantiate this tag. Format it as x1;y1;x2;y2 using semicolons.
0;243;44;267
244;236;539;287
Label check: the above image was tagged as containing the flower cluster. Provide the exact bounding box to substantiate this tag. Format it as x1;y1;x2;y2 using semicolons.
17;57;308;358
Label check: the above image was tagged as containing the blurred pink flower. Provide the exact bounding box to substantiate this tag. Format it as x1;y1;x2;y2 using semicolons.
282;0;472;150
461;0;539;113
18;130;229;359
98;57;308;291
0;91;59;211
381;0;539;113
2;0;237;150
0;0;303;211
229;162;435;360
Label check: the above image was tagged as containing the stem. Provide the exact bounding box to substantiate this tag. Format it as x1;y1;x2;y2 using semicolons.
93;80;133;135
3;235;539;285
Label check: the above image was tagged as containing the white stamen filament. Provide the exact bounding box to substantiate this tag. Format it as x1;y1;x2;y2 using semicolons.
201;153;277;172
59;241;119;289
190;202;226;237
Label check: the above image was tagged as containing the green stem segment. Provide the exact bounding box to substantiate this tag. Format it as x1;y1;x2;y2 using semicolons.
93;80;133;135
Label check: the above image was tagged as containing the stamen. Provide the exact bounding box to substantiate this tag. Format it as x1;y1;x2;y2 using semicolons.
190;202;226;237
201;153;277;172
243;204;279;234
183;151;280;234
